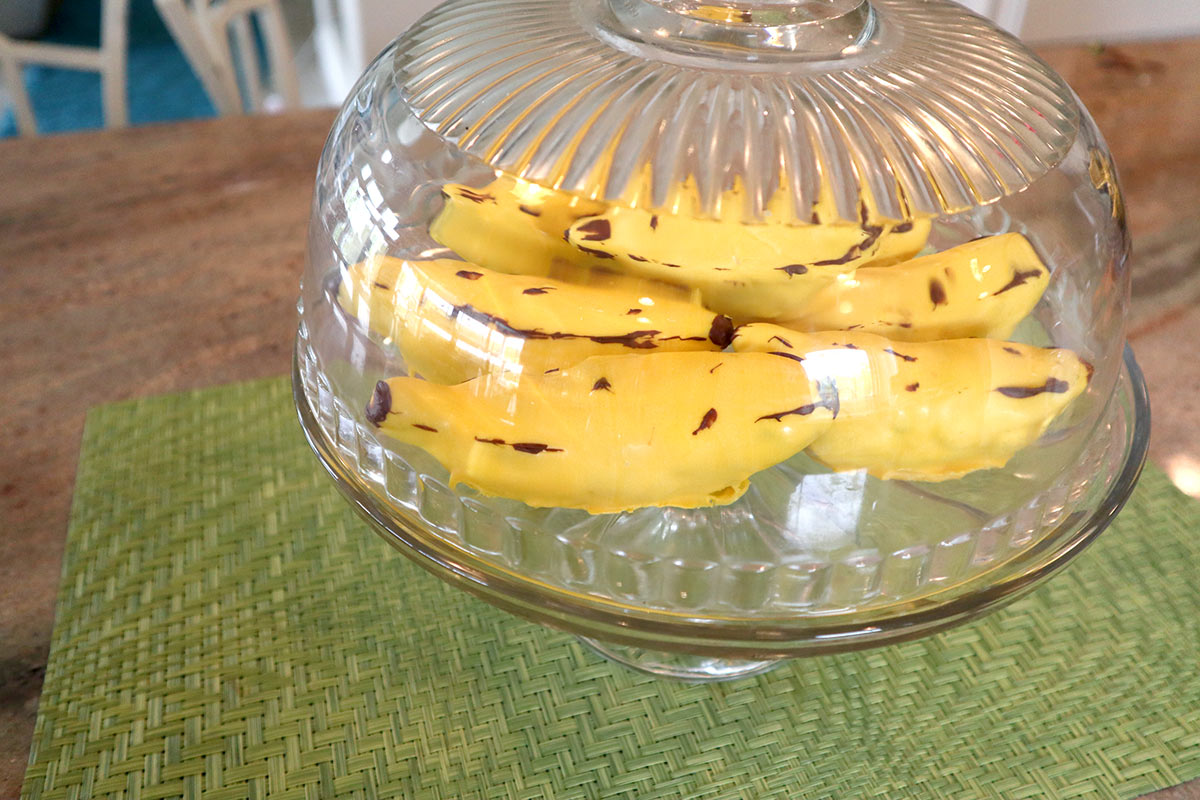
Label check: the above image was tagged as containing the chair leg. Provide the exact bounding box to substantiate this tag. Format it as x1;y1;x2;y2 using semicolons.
206;22;247;114
102;65;129;128
258;2;300;109
0;48;37;135
152;0;239;115
101;0;130;128
230;15;264;111
312;0;354;105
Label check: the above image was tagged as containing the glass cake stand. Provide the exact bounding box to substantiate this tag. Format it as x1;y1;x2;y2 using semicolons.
295;344;1148;680
292;0;1151;681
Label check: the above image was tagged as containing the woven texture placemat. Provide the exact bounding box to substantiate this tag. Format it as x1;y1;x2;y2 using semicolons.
21;376;1200;800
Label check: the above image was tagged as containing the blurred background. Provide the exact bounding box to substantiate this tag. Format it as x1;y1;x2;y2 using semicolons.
0;0;442;136
2;0;1199;138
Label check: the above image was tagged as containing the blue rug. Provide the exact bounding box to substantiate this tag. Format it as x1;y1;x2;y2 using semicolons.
1;0;216;137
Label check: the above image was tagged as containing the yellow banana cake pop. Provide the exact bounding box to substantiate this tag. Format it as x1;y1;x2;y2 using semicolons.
338;256;733;384
365;350;836;512
564;201;931;322
783;233;1050;341
733;324;1091;481
430;176;611;278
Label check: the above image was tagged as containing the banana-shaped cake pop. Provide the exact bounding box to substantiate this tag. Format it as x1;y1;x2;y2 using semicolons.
338;256;733;384
429;176;612;278
733;325;1091;481
365;350;836;512
563;203;931;322
783;233;1050;341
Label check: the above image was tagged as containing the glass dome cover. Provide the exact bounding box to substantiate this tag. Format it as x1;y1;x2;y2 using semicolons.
399;0;1078;221
295;0;1148;679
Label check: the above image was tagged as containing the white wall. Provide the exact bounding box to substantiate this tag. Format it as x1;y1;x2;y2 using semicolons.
1020;0;1200;44
302;0;1200;107
960;0;1200;43
351;0;440;70
957;0;1028;35
302;0;440;107
354;1;1200;57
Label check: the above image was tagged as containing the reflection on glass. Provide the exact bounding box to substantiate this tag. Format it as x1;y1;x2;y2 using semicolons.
785;470;868;552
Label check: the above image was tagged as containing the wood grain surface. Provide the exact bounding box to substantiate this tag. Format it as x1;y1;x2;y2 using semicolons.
2;38;1199;799
0;109;335;795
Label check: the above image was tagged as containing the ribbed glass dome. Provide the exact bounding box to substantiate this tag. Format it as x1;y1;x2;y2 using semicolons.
397;0;1077;220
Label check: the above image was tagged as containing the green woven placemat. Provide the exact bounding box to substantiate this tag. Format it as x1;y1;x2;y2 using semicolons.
21;377;1200;800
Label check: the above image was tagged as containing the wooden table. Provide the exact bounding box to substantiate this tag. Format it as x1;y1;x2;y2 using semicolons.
2;38;1199;799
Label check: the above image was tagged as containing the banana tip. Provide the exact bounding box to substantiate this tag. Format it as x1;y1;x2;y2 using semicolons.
366;381;392;426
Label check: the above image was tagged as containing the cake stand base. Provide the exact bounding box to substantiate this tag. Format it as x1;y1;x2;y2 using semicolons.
579;638;785;681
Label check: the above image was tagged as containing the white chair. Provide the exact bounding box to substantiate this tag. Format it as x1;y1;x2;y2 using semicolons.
0;0;130;136
154;0;300;115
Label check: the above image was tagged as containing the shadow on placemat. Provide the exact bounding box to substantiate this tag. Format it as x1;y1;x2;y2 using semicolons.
21;377;1200;800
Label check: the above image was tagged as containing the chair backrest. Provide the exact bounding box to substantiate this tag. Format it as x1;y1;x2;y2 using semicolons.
154;0;299;115
0;0;129;136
